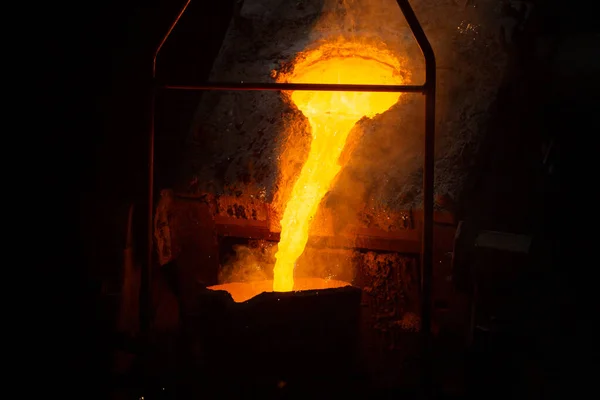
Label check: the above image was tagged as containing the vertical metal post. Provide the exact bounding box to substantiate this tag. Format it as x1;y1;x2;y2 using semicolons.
396;1;436;396
142;88;155;335
146;0;192;335
421;76;436;396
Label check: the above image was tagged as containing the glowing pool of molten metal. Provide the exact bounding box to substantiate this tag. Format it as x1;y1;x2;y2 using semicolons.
208;277;351;303
272;45;404;292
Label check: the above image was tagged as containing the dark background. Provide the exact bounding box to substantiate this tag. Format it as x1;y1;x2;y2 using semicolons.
32;0;596;396
34;0;237;394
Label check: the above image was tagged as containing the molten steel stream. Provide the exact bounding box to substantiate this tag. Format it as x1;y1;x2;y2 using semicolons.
273;49;404;292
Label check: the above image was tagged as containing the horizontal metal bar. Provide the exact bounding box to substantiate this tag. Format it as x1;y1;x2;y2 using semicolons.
214;218;457;254
160;82;426;93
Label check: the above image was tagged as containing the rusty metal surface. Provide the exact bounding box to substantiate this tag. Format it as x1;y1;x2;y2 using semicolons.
214;213;456;254
171;193;456;255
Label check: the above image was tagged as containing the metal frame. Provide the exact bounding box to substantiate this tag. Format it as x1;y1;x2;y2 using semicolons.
148;0;435;392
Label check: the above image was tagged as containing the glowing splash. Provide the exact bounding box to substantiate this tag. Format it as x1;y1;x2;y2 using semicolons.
273;41;405;292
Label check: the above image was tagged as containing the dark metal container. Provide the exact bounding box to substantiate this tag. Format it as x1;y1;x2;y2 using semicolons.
181;283;363;396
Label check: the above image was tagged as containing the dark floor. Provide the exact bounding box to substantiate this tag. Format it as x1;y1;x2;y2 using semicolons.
84;260;582;400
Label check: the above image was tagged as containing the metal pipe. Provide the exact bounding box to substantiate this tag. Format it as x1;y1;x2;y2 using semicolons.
146;0;193;335
153;0;192;78
162;82;426;93
396;0;437;396
141;88;155;336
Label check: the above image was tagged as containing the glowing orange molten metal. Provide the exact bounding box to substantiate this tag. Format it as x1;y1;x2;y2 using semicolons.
209;277;350;303
273;41;405;292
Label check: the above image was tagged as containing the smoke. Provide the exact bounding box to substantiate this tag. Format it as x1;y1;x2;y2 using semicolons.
295;246;356;283
329;95;427;219
218;242;276;284
312;0;424;67
218;240;355;285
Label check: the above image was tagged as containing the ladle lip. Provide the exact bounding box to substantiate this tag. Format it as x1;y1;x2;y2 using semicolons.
301;54;400;76
275;39;407;83
207;278;357;303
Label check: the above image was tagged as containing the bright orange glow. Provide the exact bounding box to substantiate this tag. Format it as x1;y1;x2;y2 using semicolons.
208;277;350;303
273;40;405;292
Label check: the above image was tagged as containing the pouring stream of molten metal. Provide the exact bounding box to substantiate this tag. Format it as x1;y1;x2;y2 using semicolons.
273;55;403;292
